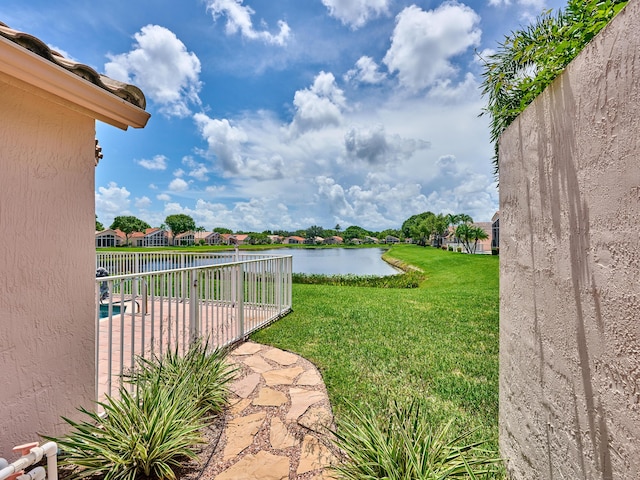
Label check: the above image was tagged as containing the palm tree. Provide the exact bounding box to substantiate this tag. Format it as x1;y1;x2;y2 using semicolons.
456;224;489;254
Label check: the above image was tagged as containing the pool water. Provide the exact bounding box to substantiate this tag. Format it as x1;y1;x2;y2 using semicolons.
98;303;123;318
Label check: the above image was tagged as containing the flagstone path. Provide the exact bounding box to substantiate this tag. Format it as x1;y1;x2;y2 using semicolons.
201;341;339;479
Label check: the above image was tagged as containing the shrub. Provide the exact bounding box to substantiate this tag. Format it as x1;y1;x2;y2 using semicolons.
50;341;236;480
448;246;454;251
292;271;425;289
126;340;236;415
331;400;501;479
491;248;499;256
457;247;462;253
53;376;206;480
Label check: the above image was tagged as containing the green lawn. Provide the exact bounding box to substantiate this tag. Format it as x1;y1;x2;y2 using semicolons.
252;244;499;448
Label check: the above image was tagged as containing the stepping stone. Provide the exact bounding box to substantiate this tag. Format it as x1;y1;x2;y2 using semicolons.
216;450;289;480
262;348;299;366
297;369;322;386
253;387;288;407
287;388;326;422
229;397;252;415
230;373;261;398
270;417;298;449
243;355;273;373
222;412;266;460
296;435;336;475
298;405;333;434
263;366;304;386
233;342;263;356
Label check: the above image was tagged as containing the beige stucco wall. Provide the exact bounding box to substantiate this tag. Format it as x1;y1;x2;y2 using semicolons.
0;73;96;454
499;2;640;479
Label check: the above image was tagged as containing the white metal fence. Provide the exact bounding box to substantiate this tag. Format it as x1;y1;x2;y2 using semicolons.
95;251;292;401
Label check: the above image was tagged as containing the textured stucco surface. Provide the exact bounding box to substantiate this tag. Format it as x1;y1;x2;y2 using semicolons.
499;2;640;479
0;74;96;454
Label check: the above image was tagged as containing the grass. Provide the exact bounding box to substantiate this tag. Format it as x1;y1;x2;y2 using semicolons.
251;245;499;451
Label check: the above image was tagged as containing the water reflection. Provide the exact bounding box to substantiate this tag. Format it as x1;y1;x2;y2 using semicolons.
257;248;399;275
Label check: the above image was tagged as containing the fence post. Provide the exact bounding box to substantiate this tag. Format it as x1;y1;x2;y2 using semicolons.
189;269;199;345
276;257;283;314
237;263;245;338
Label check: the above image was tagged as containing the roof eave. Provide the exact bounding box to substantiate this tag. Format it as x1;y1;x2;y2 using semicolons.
0;36;150;130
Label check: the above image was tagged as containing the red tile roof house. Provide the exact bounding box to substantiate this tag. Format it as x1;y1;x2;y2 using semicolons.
95;228;127;247
323;236;343;245
284;236;305;244
0;22;149;454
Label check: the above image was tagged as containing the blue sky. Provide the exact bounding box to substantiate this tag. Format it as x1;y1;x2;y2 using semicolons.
2;0;565;232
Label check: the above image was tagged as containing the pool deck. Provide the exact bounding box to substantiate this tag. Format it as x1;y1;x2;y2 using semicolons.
96;298;285;403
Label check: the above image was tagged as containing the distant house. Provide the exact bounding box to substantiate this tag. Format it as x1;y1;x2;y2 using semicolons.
473;222;492;253
491;211;500;251
349;238;362;245
364;236;379;244
284;236;305;244
96;229;126;247
174;230;213;246
143;228;169;247
385;235;400;244
323;236;343;245
231;234;249;245
267;235;283;244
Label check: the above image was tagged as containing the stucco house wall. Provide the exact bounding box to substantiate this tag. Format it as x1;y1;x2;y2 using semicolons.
0;73;97;454
0;26;148;455
498;2;640;478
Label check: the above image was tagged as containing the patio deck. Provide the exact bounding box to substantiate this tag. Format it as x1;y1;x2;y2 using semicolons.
96;297;289;403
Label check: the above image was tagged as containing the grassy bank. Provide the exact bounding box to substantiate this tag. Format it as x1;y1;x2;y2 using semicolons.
251;244;499;448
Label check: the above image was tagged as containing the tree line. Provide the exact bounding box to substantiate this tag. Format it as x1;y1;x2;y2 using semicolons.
97;211;489;252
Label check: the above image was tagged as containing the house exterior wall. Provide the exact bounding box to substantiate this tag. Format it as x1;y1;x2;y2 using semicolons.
499;3;640;478
0;75;96;453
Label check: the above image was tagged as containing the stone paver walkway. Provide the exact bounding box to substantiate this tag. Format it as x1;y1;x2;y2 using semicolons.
203;341;338;480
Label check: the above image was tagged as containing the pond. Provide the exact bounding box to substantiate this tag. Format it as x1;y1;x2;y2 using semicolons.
257;247;399;276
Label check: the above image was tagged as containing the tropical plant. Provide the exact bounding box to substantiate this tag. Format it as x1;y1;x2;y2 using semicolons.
330;400;501;479
125;341;236;415
52;376;206;480
481;0;627;173
95;215;104;231
455;224;489;254
50;342;235;480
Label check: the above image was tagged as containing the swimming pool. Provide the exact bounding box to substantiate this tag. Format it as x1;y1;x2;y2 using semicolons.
98;303;123;318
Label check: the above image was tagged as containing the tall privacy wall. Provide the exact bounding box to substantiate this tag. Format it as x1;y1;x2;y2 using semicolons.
499;2;640;479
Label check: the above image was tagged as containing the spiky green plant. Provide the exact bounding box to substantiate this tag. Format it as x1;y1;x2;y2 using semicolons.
481;0;627;174
126;340;237;415
52;378;206;480
331;400;502;479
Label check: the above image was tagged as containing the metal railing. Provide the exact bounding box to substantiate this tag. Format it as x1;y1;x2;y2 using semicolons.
95;252;292;402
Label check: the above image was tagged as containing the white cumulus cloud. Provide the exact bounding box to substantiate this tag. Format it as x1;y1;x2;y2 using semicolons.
182;156;210;182
322;0;391;29
289;71;346;136
135;196;153;209
105;25;202;117
344;56;386;84
383;3;481;92
344;125;429;165
315;176;355;218
194;113;285;179
205;0;290;45
95;182;132;227
157;193;171;201
169;178;190;192
136;154;168;170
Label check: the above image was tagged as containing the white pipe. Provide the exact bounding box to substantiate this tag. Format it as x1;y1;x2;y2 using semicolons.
16;467;45;480
0;443;57;480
